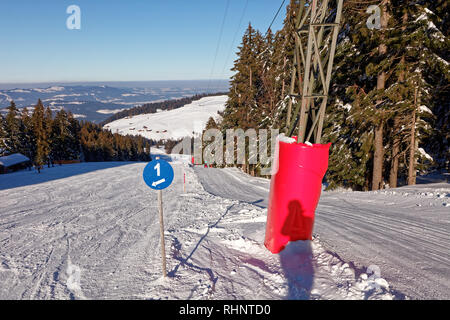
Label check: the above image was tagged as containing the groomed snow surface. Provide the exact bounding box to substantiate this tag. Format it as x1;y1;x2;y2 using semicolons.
104;96;227;141
0;158;449;300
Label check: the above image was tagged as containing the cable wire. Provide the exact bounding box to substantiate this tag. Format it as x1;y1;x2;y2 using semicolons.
265;0;287;36
207;0;231;93
220;0;249;79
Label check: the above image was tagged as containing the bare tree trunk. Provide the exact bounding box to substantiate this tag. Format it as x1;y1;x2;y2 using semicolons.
236;85;241;104
372;58;387;191
373;122;384;190
364;175;370;192
249;66;252;89
243;151;248;174
281;56;287;98
389;117;400;188
372;70;386;190
372;0;390;191
408;87;418;185
248;66;252;125
389;11;407;189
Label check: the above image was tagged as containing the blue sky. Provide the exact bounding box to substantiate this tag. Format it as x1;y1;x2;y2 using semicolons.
0;0;288;84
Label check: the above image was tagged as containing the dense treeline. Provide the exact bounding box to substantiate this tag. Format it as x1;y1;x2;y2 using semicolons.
218;0;449;190
0;99;151;167
101;92;228;126
80;122;151;162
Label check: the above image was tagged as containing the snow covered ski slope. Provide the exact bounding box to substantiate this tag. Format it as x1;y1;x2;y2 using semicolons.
0;160;448;299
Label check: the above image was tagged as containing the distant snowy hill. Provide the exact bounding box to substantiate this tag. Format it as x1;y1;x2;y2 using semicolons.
0;81;229;123
104;95;227;141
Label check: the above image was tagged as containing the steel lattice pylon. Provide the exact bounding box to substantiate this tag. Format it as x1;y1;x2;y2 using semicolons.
285;0;343;144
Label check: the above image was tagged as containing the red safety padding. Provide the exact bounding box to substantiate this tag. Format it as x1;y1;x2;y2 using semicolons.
264;138;331;254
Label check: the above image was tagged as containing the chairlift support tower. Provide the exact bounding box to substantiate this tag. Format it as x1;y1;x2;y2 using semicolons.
285;0;343;144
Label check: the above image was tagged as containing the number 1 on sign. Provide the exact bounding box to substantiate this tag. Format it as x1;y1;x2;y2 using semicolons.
154;162;160;177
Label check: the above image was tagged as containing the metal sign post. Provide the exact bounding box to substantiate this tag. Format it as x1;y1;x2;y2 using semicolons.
157;189;167;277
143;157;174;278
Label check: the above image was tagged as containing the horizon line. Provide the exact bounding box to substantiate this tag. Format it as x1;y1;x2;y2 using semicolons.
0;79;230;85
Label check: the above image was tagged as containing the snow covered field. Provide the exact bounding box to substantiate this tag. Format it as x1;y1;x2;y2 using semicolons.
104;96;227;141
0;159;448;300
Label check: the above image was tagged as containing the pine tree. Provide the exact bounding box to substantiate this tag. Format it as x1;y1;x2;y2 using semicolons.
31;100;49;168
384;0;449;184
258;29;279;128
44;106;53;167
221;23;263;173
323;2;384;191
51;109;71;163
20;107;34;161
223;23;260;130
68;112;81;160
205;117;218;130
0;114;6;156
5;101;21;154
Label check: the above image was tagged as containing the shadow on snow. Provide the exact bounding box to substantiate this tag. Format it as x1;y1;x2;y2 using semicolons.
0;161;143;191
278;200;314;300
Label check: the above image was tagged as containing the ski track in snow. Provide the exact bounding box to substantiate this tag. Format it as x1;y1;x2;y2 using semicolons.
195;167;450;300
0;160;448;299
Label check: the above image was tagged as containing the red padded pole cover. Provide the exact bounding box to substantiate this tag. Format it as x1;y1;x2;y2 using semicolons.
264;138;331;254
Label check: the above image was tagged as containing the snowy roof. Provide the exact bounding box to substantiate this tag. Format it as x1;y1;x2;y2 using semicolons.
0;153;30;167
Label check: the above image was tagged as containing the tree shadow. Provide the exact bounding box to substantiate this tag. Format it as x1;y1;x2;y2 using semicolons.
0;162;137;191
167;205;236;298
168;204;235;279
250;199;265;208
279;200;314;300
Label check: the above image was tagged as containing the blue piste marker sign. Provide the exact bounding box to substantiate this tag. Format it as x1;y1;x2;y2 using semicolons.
143;159;174;190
